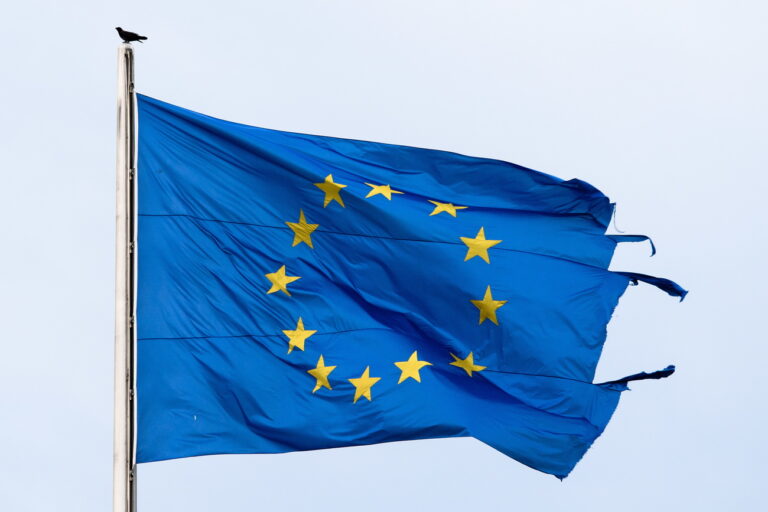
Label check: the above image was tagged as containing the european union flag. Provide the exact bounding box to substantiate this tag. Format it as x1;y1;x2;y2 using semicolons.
136;95;685;478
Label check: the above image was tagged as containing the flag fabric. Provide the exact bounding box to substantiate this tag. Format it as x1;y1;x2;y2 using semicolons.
135;94;685;478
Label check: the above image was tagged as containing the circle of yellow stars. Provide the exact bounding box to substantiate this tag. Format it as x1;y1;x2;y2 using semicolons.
260;172;511;402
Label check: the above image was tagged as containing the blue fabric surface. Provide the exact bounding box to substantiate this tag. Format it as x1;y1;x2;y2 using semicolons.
136;94;684;477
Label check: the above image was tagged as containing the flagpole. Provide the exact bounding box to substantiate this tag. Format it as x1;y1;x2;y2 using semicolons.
115;42;137;512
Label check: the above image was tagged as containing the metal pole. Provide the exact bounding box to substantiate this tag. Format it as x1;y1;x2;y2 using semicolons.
114;42;137;512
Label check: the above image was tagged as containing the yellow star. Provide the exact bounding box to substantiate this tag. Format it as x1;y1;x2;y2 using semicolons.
393;351;433;384
264;265;301;296
460;227;502;263
307;355;336;392
282;317;317;354
428;200;467;217
285;209;319;249
314;174;347;207
348;366;381;403
449;352;486;377
364;183;404;200
470;285;507;325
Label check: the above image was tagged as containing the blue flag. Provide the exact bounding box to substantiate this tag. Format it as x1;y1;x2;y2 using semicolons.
136;94;685;478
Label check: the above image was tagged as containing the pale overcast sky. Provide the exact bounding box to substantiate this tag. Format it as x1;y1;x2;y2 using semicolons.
1;1;765;510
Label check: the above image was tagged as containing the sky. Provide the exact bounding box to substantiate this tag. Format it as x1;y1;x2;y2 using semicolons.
1;1;766;510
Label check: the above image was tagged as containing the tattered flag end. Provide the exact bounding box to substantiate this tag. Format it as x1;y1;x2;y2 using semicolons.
599;365;676;387
607;234;656;257
616;271;687;301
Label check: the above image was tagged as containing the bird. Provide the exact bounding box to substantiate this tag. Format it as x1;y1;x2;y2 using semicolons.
116;27;148;43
